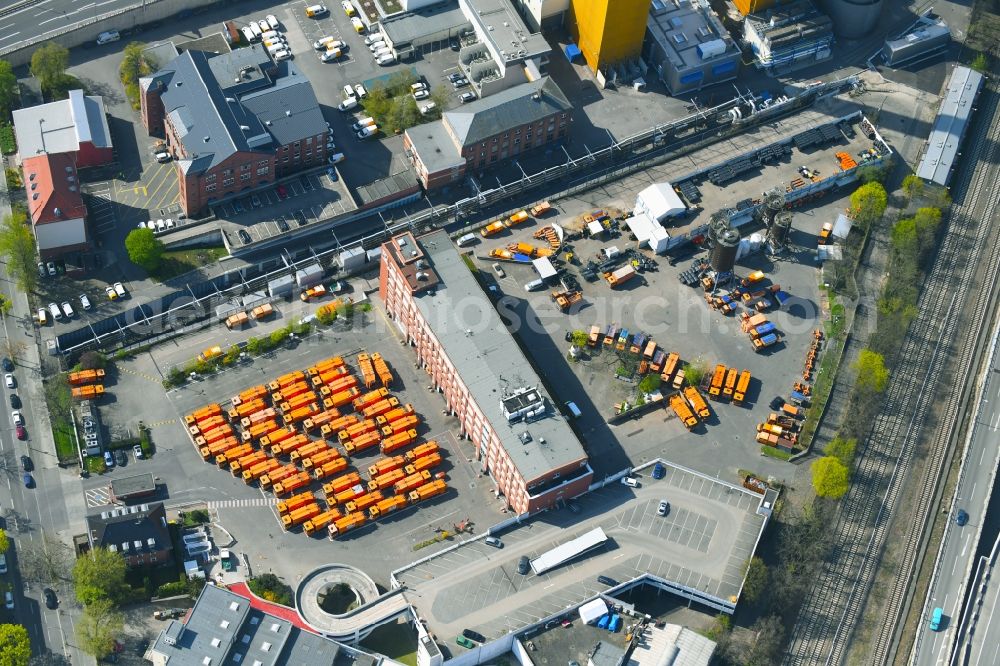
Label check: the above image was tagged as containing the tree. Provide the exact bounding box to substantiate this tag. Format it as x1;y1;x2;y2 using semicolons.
0;295;10;316
912;206;942;259
0;61;17;122
570;330;589;349
901;174;924;202
30;44;71;99
849;181;888;231
0;209;39;294
682;359;707;387
75;598;123;660
743;615;785;666
247;574;293;606
119;42;156;110
742;556;768;602
17;534;73;587
73;548;127;606
854;348;889;394
970;52;989;73
223;345;241;365
0;624;31;666
825;436;857;468
124;227;165;272
637;374;661;395
78;352;107;371
245;337;262;355
811;456;850;498
0;530;7;554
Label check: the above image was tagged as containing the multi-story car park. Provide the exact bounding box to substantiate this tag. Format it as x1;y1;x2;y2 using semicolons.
139;44;331;216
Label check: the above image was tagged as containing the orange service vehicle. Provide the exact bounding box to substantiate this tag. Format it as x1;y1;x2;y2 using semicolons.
323;471;362;497
343;430;381;455
260;463;299;490
301;447;341;471
242;407;277;427
405;441;440;462
215;443;253;468
357;353;377;389
683;386;711;419
308;356;345;376
270;433;312;457
380;414;419;437
196;425;234;447
352;388;389;412
273;381;313;403
242;458;280;484
189;414;225;435
232;385;267;407
320;414;360;438
660;352;680;384
199;436;240;461
259;427;296;449
290;440;331;464
393;470;431;495
273;471;313;497
404;451;441;474
338;419;379;442
733;370;752;404
302;409;343;432
280;391;318;412
372;353;393;387
328;511;367;538
669;394;698;429
368;468;405;492
245;419;280;442
68;368;105;386
723;367;738;399
230;451;268;476
368;494;408;520
345;490;383;513
325;387;361;410
185;403;221;425
275;370;306;389
362;397;399;419
332;482;368;504
304;508;343;536
379;429;417;455
368;455;406;478
281;503;321;530
311;366;350;388
325;374;359;394
283;403;320;426
376;404;415;427
709;364;726;398
408;479;447;504
277;491;315;515
230;398;266;420
312;457;349;480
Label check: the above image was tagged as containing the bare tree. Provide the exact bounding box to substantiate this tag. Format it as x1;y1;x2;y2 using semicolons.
17;534;74;587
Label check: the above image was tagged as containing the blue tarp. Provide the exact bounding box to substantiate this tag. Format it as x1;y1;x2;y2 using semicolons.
565;43;582;62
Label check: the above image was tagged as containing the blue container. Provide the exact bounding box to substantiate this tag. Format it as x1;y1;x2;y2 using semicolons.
597;614;610;629
609;615;621;632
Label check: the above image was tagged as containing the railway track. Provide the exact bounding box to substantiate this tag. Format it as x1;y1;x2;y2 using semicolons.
782;83;1000;666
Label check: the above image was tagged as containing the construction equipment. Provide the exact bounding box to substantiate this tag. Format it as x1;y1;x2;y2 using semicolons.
669;394;698;429
68;369;106;386
683;386;711;419
551;289;582;311
733;370;751;404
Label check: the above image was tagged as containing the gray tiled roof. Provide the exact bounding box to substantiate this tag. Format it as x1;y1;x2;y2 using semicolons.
916;65;984;186
87;502;170;556
443;77;570;147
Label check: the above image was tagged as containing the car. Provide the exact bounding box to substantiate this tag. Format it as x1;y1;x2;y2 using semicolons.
929;607;944;631
257;19;270;33
1;357;12;372
154;151;171;163
459;91;477;104
105;285;118;300
329;152;345;164
597;575;618;586
413;89;429;100
113;282;127;298
342;84;356;100
96;30;120;45
484;536;503;548
447;72;464;82
462;629;486;643
37;261;46;277
37;308;48;325
115;449;127;467
450;38;461;51
47;261;57;276
491;263;505;278
49;302;62;320
133;444;144;460
294;211;308;226
364;33;384;45
419;102;437;115
80;293;92;310
103;451;115;468
0;554;6;574
342;0;355;13
266;14;279;29
43;588;58;609
956;509;969;526
517;556;530;575
11;410;23;426
320;48;341;62
4;591;12;609
61;301;74;318
314;36;336;49
338;98;358;112
455;636;475;649
22;473;32;489
452;77;469;88
250;195;262;208
238;230;252;244
376;54;396;66
276;184;288;199
350;16;365;32
652;463;665;479
272;48;292;61
769;396;785;410
354;84;367;98
4;374;14;389
326;167;339;182
356;126;377;139
351;119;373;132
20;455;31;472
621;476;639;488
15;425;25;440
277;218;290;232
657;500;670;516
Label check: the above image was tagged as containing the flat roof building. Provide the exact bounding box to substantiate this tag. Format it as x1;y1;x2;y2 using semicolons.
916;65;984;187
110;473;157;502
568;0;651;73
743;0;834;73
457;0;551;97
13;89;113;167
644;0;741;94
379;2;471;55
379;229;593;514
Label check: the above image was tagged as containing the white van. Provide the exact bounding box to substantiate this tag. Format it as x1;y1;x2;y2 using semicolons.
376;54;396;66
0;553;7;574
241;27;255;43
261;30;280;42
524;279;544;292
273;49;292;61
249;22;263;38
314;35;336;50
364;34;384;46
351;117;376;131
373;47;391;59
266;42;286;56
410;82;427;94
457;233;477;247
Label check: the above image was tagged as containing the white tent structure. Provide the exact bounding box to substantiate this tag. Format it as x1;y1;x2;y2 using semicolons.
532;257;558;280
832;213;853;240
625;213;670;254
635;183;686;222
578;597;609;624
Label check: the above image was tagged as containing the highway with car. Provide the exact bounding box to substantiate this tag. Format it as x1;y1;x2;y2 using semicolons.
0;0;133;53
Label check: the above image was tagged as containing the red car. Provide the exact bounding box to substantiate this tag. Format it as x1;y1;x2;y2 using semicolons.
16;425;26;440
276;184;288;199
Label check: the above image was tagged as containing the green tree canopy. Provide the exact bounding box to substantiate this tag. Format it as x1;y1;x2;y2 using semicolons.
742;556;768;603
0;530;7;554
849;181;888;230
970;52;989;73
682;360;707;387
73;547;128;606
570;330;589;348
811;456;850;498
0;61;18;122
854;348;889;394
124;227;165;272
76;598;123;659
901;174;924;201
637;374;661;395
0;209;39;294
118;42;155;87
30;43;70;93
0;623;31;666
825;436;857;468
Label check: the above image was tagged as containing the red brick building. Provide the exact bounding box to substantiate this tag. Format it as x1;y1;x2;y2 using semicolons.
380;230;593;514
139;45;330;216
403;77;572;190
21;153;89;259
13;89;114;168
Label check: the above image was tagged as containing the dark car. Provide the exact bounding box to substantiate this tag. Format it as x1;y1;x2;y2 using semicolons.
450;38;460;51
277;218;290;232
43;588;58;609
238;230;252;244
294;211;308;226
22;473;33;488
652;463;665;479
447;72;464;82
232;199;245;214
9;394;19;409
115;449;127;467
250;195;262;208
769;396;785;410
956;509;969;526
517;556;530;575
276;184;288;199
597;575;618;586
1;357;12;372
20;455;32;472
455;636;475;649
462;629;486;643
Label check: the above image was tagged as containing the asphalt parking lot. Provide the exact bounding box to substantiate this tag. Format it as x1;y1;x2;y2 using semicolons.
397;463;766;646
91;290;506;587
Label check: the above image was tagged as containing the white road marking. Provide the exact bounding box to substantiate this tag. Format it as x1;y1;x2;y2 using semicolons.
0;32;20;42
38;16;62;25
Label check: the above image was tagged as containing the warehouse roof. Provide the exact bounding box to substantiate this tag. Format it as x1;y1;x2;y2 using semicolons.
13;89;112;157
462;0;549;64
444;77;570;147
410;229;588;482
381;1;470;47
647;0;738;70
916;65;984;186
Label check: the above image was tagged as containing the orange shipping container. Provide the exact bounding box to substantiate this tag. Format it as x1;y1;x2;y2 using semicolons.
345;490;383;513
281;503;321;530
290;440;331;464
408;479;447;503
273;471;313;497
404;451;441;474
303;508;343;535
376;404;415;427
185;403;221;425
329;511;366;538
367;455;406;478
312;457;349;480
323;471;362;496
405;441;440;462
277;491;315;515
230;451;268;476
368;494;407;520
199;436;240;460
368;468;405;491
393;470;431;495
260;463;299;489
242;458;280;483
352;387;390;412
232;385;267;407
344;430;381;455
379;429;418;455
302;447;342;471
326;387;361;409
333;482;368;504
216;443;253;467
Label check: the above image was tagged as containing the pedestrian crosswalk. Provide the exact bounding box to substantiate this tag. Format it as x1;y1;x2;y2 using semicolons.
207;498;280;509
85;486;113;508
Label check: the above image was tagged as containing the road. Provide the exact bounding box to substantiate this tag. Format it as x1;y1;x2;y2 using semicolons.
966;530;1000;666
0;0;133;52
912;345;1000;666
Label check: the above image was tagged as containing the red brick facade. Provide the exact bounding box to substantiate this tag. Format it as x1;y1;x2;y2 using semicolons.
452;111;570;174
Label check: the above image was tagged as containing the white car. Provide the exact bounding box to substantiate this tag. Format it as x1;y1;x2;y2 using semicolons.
342;0;355;14
364;33;383;46
60;302;74;318
354;84;367;99
419;102;437;114
356;126;377;139
272;48;292;61
338;98;358;111
376;54;395;66
79;294;92;310
621;476;639;488
328;152;345;164
241;26;255;43
413;89;429;100
155;151;171;163
96;30;120;45
11;410;23;426
351;118;375;131
314;36;336;50
342;84;356;100
4;374;13;389
133;444;144;459
113;282;127;298
266;14;279;29
320;49;342;62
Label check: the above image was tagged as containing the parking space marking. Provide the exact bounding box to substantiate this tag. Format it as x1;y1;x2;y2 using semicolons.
85;486;112;508
145;418;178;428
207;498;280;509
